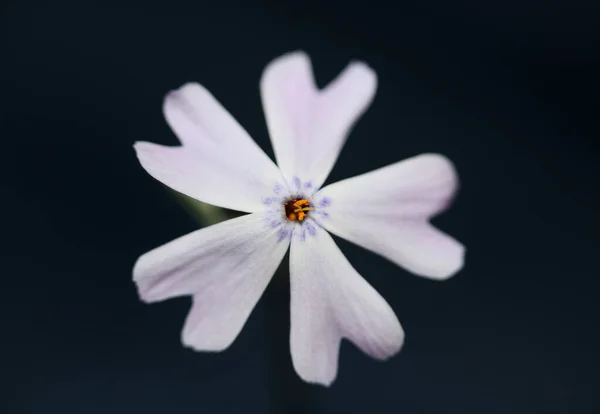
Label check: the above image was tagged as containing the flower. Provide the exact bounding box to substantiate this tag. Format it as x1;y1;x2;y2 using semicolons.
133;51;465;386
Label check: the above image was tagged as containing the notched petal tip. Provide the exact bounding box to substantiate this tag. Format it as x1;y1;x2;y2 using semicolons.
293;325;405;388
419;152;458;176
133;140;169;156
278;50;310;62
324;59;378;107
181;330;234;353
419;153;458;183
161;83;200;120
408;235;465;281
162;82;206;106
406;152;461;215
424;242;466;281
306;375;337;388
264;50;310;69
161;82;221;147
368;320;406;361
135;286;158;304
132;251;148;282
292;359;338;387
132;140;149;151
131;253;162;304
293;330;404;387
260;50;314;87
180;308;239;353
132;141;175;176
346;60;378;90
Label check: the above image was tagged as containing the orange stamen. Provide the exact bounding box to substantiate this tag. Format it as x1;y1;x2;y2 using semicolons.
293;199;310;208
285;198;314;221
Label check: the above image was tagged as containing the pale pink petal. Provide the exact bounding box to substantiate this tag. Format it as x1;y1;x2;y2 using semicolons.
133;213;290;351
135;82;286;212
289;224;404;386
315;153;464;280
134;140;283;213
260;51;377;190
163;82;278;165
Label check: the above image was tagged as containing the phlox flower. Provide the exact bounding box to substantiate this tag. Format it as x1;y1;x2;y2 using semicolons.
133;51;465;386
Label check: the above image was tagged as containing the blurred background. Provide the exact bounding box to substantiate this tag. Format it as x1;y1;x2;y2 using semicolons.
2;1;599;413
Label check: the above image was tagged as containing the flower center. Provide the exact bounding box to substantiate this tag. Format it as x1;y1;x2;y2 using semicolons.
284;198;314;222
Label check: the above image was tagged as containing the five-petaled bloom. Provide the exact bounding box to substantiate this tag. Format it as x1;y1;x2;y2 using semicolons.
133;51;465;386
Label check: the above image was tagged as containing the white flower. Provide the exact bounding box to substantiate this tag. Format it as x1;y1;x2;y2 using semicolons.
133;51;465;386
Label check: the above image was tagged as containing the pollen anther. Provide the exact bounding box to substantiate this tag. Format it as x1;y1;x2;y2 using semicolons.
284;198;314;222
293;199;310;208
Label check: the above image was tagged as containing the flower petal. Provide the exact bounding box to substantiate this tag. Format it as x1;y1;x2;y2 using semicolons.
133;213;290;351
260;51;377;190
289;225;404;386
315;153;465;280
134;139;283;213
135;82;286;212
163;82;278;161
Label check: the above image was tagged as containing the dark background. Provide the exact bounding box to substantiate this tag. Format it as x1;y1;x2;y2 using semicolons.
2;1;599;413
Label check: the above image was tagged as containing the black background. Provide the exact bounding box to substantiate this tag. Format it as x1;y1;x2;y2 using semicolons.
2;1;599;413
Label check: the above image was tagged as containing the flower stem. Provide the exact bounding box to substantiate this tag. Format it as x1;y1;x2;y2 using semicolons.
166;187;229;227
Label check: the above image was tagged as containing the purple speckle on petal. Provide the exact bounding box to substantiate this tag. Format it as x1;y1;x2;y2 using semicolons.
273;183;283;194
305;222;317;237
319;197;332;207
270;219;282;228
304;181;313;189
292;177;301;188
298;228;306;241
316;210;329;218
262;197;279;205
277;229;290;242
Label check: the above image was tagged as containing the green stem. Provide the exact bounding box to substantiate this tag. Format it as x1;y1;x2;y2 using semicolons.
167;187;230;226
